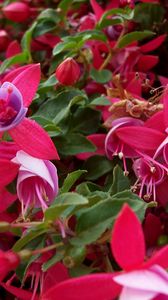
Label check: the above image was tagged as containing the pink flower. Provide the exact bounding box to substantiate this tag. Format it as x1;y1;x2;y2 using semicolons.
41;204;168;300
105;117;144;173
0;64;59;160
12;151;59;214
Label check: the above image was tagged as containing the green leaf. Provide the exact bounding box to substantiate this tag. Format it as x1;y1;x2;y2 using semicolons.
54;133;96;156
83;156;114;180
42;251;64;272
71;196;147;246
38;74;58;93
98;7;134;29
0;52;28;74
90;68;112;83
53;41;77;55
35;89;84;121
12;224;47;252
69;107;101;135
109;165;130;195
37;8;60;22
33;20;56;37
21;21;37;59
60;170;87;194
117;30;155;48
44;192;88;221
90;96;111;106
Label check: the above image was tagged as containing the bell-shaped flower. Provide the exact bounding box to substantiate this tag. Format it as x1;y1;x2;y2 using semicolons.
105;117;144;173
0;64;59;160
42;204;168;300
12;151;59;214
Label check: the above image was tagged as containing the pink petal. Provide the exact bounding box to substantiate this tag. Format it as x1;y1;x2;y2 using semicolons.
120;287;157;300
9;118;59;160
76;134;106;160
136;55;159;72
159;75;168;87
12;64;41;107
114;265;168;294
90;0;104;21
116;126;165;152
42;274;121;300
0;188;17;212
6;40;21;58
0;159;18;188
146;246;168;269
111;204;145;270
43;263;69;292
163;93;168;128
143;213;162;247
2;65;33;83
140;35;166;53
145;112;165;133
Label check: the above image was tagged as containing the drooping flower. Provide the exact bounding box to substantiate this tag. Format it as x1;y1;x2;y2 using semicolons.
0;64;59;160
41;204;168;300
105;117;144;173
55;58;81;86
12;150;59;214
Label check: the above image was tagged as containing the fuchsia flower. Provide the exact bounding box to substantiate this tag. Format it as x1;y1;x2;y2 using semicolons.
41;204;168;300
105;117;144;173
12;151;59;214
0;64;59;160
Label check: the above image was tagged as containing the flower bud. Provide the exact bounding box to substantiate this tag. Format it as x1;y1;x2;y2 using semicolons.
55;58;81;86
0;30;10;51
2;2;30;23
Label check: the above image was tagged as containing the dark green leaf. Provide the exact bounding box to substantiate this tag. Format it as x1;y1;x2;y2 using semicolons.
54;133;96;156
90;68;112;83
117;30;155;48
109;165;130;195
60;170;87;194
83;156;114;180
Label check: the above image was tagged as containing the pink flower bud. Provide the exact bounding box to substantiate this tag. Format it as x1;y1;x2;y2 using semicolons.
0;30;10;51
55;58;81;86
2;2;30;23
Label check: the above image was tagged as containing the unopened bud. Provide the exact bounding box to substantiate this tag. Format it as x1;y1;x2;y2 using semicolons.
55;58;81;86
2;2;30;23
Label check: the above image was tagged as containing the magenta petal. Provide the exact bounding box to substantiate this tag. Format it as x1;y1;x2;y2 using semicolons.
136;55;159;72
145;112;165;133
111;204;145;271
146;245;168;269
42;274;121;300
116;126;165;152
90;0;104;21
140;35;166;53
163;93;168;128
12;64;41;107
0;188;17;212
2;65;34;83
6;40;21;58
42;263;69;293
0;159;18;188
9;118;59;160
